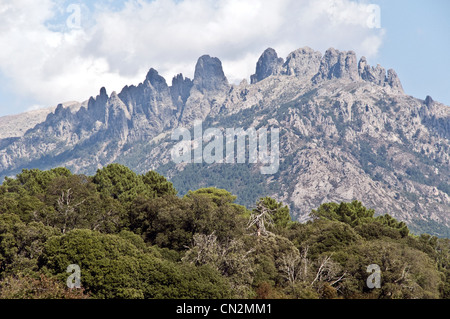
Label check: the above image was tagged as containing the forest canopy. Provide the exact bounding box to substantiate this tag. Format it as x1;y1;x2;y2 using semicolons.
0;164;448;299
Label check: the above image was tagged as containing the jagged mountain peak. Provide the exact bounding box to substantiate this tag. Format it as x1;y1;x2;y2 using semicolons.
283;46;322;78
193;55;229;93
171;73;193;107
249;47;403;93
313;47;359;82
250;47;284;84
357;56;403;92
54;103;65;115
75;46;404;121
145;68;169;91
0;46;448;236
425;95;435;107
99;86;108;97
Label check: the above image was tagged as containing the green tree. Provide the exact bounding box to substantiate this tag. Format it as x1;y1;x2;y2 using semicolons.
141;170;177;197
187;187;237;206
375;214;410;237
93;164;178;210
340;240;442;299
40;229;232;299
93;164;153;205
34;174;124;234
311;201;375;226
311;201;410;237
3;167;72;197
0;213;58;277
130;190;247;251
128;195;194;250
258;197;292;229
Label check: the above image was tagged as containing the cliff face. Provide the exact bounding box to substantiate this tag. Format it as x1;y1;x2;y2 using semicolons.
0;47;448;236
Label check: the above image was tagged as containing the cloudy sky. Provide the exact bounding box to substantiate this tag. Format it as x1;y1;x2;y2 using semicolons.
0;0;448;116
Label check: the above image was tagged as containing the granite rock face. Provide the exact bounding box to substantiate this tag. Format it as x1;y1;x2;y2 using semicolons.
0;46;448;236
250;48;285;84
146;68;169;92
358;57;404;92
170;73;193;115
358;57;385;85
314;48;359;82
283;47;322;79
386;69;404;92
193;55;229;93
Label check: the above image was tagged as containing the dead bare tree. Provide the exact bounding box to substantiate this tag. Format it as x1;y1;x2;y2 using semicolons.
280;253;302;285
394;264;411;284
310;254;346;289
247;200;275;237
57;188;85;234
182;233;255;297
300;245;309;279
185;232;220;266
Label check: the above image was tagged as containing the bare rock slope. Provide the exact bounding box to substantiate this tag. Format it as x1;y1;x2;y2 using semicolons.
0;47;448;236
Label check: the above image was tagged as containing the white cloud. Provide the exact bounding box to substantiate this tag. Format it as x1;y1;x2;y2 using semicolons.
0;0;385;115
26;104;47;112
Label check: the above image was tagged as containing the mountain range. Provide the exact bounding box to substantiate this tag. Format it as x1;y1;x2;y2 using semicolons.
0;46;448;237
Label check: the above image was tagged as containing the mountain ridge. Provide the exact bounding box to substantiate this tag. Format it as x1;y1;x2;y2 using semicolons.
0;46;448;236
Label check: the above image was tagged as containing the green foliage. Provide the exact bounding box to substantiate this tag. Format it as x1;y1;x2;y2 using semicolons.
354;222;402;240
182;233;254;298
258;197;292;229
186;187;250;217
142;170;177;197
162;162;268;208
129;189;248;251
187;187;237;206
0;213;58;277
40;229;231;299
339;240;442;299
311;200;409;237
375;214;410;237
93;164;176;204
251;234;300;286
93;164;154;204
128;195;194;251
0;165;447;299
3;167;72;196
311;201;375;226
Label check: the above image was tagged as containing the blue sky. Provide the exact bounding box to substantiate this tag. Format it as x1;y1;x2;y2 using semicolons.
0;0;448;117
373;0;450;103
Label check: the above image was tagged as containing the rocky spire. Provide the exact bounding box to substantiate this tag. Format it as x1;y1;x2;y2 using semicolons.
86;87;109;122
193;55;229;93
358;57;404;92
283;47;322;79
105;91;130;140
358;57;386;85
145;68;169;91
425;95;434;107
313;48;359;82
171;73;193;105
386;69;404;92
250;48;284;84
170;73;193;118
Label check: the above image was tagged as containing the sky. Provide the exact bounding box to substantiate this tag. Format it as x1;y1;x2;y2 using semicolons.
0;0;448;117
